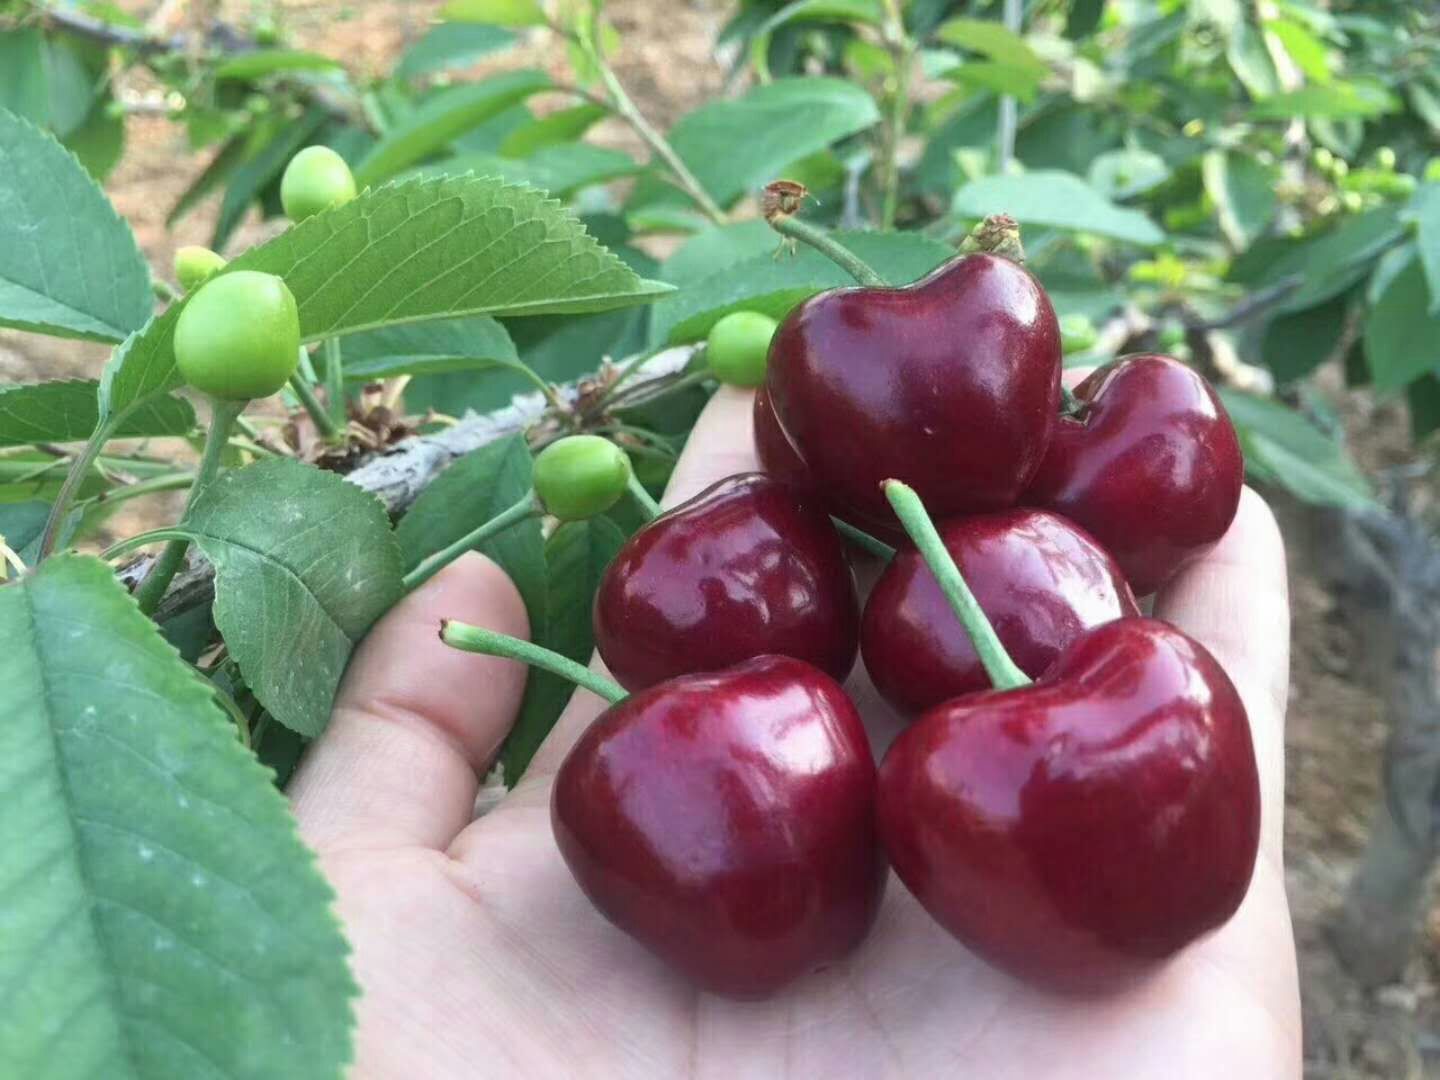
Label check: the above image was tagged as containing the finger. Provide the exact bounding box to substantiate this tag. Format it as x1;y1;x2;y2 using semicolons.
515;387;763;789
289;553;530;853
1153;487;1290;862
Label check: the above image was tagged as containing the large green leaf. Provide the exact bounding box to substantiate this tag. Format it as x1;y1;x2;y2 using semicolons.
442;0;548;26
499;104;609;158
0;554;355;1078
644;78;880;209
0;30;96;137
1261;295;1351;385
353;71;552;188
1403;183;1440;315
1364;256;1440;392
936;17;1048;74
0;108;151;342
396;434;546;625
337;315;519;380
1202;150;1277;249
173;459;405;737
98;174;673;423
415;144;641;198
0;380;194;448
1249;81;1397;120
1219;391;1374;510
952;170;1164;245
397;23;516;82
501;516;627;783
1245;206;1405;314
652;230;954;344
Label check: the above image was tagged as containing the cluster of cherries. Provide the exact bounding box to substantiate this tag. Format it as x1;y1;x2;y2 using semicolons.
498;222;1259;999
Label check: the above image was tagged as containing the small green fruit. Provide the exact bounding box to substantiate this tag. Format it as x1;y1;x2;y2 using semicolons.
174;271;301;401
706;311;779;388
534;436;633;522
174;246;227;292
280;146;357;223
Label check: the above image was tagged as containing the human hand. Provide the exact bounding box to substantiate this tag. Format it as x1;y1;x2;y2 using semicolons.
289;385;1302;1078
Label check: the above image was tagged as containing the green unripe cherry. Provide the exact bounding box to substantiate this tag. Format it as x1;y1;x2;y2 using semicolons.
706;311;779;388
280;146;357;223
533;436;633;522
174;246;227;292
174;271;301;401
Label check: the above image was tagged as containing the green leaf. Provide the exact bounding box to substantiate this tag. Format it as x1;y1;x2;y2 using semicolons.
338;315;519;380
397;22;516;81
748;0;884;76
1065;0;1106;39
1260;295;1348;385
0;554;355;1078
952;170;1164;245
1266;17;1331;85
352;71;551;187
98;174;673;422
501;516;626;782
1219;391;1374;509
416;143;641;197
1403;184;1440;315
499;104;609;158
1087;147;1169;199
653;230;955;344
0;30;96;137
62;92;125;182
1364;256;1440;392
936;17;1048;76
441;0;548;26
167;135;248;228
644;78;880;209
1249;81;1397;120
1202;150;1277;249
176;459;405;737
1227;19;1279;98
0;108;152;342
214;49;343;80
1249;206;1405;314
396;435;546;623
1407;372;1440;441
945;60;1044;103
213;107;328;252
0;380;195;448
0;499;58;563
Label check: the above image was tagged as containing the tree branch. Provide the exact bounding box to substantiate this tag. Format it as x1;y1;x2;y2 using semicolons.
114;348;695;620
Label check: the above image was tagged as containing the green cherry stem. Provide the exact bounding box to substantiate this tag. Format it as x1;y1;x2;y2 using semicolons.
402;491;542;593
1060;385;1085;417
959;214;1026;263
883;479;1031;691
135;398;245;616
289;370;343;441
627;472;663;519
441;620;628;705
323;337;346;434
831;517;895;562
768;215;887;288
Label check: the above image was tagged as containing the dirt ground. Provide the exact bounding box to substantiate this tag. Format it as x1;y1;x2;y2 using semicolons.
6;1;1438;1074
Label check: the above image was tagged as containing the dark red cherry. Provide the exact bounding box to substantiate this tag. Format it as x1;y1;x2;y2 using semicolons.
552;655;887;998
752;385;811;491
594;472;858;691
861;509;1139;715
1025;354;1244;596
877;618;1260;992
766;252;1061;525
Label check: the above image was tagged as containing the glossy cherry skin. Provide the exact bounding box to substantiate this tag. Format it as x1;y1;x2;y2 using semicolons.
766;253;1062;524
861;509;1139;715
752;385;812;491
552;655;887;998
1025;354;1244;596
594;472;858;691
877;618;1260;992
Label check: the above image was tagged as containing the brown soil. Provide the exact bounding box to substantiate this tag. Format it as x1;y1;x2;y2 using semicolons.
6;2;1437;1073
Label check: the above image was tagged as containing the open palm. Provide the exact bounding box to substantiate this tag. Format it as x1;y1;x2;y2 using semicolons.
289;388;1302;1079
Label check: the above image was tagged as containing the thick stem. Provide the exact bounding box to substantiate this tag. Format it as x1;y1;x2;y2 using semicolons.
883;479;1030;691
878;0;913;230
584;35;725;225
323;337;347;435
136;399;243;616
289;372;343;440
768;216;888;287
441;620;627;704
402;492;541;592
37;413;122;560
627;472;662;519
831;518;895;562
